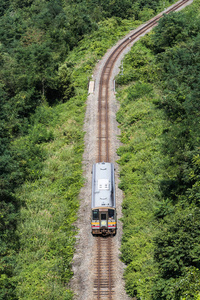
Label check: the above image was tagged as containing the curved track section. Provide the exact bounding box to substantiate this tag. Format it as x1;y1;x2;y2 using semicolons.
97;0;192;163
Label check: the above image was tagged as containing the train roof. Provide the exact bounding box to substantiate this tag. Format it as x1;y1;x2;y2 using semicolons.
91;162;115;209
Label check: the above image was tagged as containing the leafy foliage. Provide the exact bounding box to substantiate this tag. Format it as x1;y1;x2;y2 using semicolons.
116;54;167;298
116;1;200;299
1;0;154;296
12;100;85;300
0;0;190;298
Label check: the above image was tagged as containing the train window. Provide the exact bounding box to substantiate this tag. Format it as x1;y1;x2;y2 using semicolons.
93;209;99;220
101;213;106;220
108;209;114;218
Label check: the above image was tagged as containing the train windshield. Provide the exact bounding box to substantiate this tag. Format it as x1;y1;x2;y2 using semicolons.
92;209;99;220
108;209;114;219
101;214;106;220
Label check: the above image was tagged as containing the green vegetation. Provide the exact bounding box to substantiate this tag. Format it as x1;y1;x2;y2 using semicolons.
0;17;135;300
13;102;84;300
1;0;174;298
116;46;167;299
116;0;200;299
2;0;197;298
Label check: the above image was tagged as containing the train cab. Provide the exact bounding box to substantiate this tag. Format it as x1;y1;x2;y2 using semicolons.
91;207;117;235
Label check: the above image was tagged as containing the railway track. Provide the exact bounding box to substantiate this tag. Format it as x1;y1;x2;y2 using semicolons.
94;0;192;298
93;237;114;300
97;0;191;163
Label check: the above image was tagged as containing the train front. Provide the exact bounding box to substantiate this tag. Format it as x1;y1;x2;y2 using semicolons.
91;207;117;235
91;162;117;236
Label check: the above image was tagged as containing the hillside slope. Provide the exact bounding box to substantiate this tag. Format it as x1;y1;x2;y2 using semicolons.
116;0;200;298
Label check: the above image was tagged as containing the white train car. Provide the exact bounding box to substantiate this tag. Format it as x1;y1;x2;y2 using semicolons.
91;162;117;235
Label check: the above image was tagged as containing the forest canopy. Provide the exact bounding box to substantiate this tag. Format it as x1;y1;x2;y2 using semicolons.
1;0;195;298
0;0;166;298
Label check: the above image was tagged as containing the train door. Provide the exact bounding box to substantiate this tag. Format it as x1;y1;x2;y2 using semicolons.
100;212;107;228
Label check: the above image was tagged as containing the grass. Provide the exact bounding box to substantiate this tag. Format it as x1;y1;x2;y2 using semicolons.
14;99;84;299
116;41;170;299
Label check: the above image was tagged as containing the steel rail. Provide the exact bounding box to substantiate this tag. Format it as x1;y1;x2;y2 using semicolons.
94;237;114;299
97;0;191;163
95;1;192;299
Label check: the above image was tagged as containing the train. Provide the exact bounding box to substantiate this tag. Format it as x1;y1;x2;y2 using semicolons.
91;162;117;235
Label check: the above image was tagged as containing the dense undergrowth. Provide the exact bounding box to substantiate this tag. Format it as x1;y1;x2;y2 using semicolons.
116;0;200;299
2;0;197;298
10;18;141;300
1;0;172;297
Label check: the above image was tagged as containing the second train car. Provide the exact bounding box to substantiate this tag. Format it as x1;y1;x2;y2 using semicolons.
91;162;117;235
